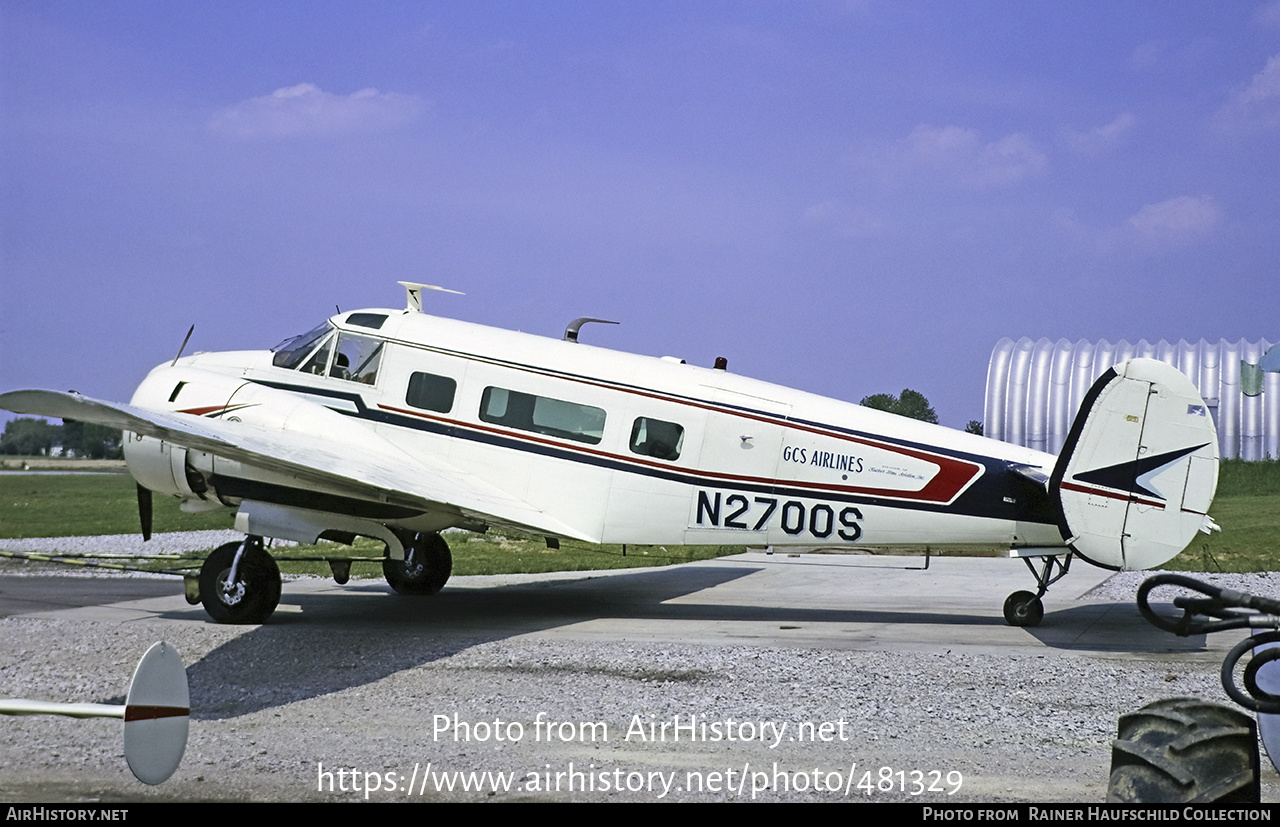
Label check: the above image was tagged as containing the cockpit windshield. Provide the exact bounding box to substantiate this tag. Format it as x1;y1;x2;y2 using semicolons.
271;322;332;370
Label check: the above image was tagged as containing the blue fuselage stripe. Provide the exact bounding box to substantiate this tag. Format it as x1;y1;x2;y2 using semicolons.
247;378;1055;524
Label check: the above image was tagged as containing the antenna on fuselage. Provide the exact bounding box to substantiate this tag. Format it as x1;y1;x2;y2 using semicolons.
170;325;195;367
563;317;620;343
399;282;465;313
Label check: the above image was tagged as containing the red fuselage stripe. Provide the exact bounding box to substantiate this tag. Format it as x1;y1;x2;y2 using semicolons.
376;402;982;505
124;705;190;721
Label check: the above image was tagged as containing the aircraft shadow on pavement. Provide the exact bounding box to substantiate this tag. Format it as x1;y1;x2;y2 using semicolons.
163;565;1211;720
180;564;755;720
1025;602;1209;654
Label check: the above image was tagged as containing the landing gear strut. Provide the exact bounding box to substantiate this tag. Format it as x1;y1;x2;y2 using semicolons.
1003;551;1072;627
383;531;452;595
198;536;282;624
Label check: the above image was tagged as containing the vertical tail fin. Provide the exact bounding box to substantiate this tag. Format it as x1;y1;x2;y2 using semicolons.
1050;358;1219;571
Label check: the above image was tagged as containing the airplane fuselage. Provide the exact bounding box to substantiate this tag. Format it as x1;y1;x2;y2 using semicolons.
124;307;1064;552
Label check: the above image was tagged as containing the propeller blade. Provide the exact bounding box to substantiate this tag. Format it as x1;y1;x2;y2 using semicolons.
137;484;153;542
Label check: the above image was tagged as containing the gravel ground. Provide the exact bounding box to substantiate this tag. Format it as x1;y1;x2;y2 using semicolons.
0;531;246;559
1;539;1279;803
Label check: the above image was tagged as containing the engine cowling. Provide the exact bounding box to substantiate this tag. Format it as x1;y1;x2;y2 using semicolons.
123;433;223;512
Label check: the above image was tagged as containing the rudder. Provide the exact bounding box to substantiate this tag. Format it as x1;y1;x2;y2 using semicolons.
1050;358;1219;571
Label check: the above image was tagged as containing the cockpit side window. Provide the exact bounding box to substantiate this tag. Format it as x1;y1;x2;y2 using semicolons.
332;334;383;384
272;322;332;370
299;335;334;375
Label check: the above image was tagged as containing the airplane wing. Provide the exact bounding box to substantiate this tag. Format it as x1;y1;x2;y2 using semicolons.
0;389;596;542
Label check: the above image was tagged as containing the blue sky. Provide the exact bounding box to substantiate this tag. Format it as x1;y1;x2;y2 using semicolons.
3;1;1278;429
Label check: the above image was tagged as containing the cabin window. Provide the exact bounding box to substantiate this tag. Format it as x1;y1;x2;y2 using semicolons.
272;322;332;370
630;417;684;460
479;387;606;445
332;334;383;384
406;372;457;413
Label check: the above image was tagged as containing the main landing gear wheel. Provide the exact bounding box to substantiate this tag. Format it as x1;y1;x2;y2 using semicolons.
199;537;282;624
1107;698;1259;803
1002;590;1044;627
383;532;452;596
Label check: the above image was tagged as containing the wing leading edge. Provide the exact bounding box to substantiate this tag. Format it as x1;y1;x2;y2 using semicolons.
0;389;596;543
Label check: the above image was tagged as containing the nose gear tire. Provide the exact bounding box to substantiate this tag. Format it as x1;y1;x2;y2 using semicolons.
199;540;282;624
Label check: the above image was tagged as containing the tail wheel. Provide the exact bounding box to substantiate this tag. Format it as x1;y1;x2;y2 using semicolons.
1002;590;1044;627
198;538;282;624
1107;698;1259;803
383;532;452;595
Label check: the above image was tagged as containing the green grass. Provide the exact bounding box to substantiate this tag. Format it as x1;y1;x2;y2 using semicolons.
1153;458;1280;573
13;533;742;579
1213;458;1280;497
0;470;741;575
1162;493;1280;573
257;534;743;579
0;472;233;538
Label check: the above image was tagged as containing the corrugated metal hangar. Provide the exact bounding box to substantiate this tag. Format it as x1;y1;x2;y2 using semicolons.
985;337;1279;460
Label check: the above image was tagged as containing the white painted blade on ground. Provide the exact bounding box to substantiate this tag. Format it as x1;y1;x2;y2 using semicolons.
123;642;189;785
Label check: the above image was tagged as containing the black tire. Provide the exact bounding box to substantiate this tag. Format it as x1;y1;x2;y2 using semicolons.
199;539;282;624
383;532;452;596
1002;590;1044;627
1107;698;1259;803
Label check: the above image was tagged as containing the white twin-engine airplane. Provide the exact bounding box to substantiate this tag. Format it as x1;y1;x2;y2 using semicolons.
0;283;1221;627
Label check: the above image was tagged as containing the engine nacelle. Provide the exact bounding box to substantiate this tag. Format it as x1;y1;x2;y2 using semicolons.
123;433;223;512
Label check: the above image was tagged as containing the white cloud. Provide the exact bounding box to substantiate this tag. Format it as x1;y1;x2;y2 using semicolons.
1236;54;1280;106
1214;53;1280;134
208;83;426;139
1066;113;1137;156
867;124;1047;189
1052;197;1223;257
1126;195;1221;246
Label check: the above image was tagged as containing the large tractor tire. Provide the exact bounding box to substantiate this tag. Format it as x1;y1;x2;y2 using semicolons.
1107;697;1259;803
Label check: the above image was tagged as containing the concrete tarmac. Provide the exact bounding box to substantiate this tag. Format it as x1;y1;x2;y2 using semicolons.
0;551;1270;803
0;552;1225;657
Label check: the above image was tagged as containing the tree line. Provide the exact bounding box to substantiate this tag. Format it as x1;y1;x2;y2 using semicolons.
0;418;124;459
858;389;983;435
